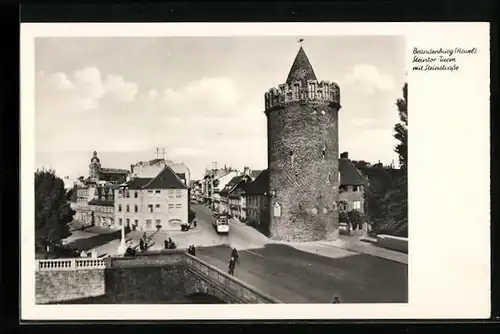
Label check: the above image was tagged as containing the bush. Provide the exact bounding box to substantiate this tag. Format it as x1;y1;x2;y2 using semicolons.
339;211;350;224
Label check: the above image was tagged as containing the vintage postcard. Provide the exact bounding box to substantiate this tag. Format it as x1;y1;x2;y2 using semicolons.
20;22;490;320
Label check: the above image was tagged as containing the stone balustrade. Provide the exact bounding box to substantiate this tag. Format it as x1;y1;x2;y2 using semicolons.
36;258;108;271
184;253;281;304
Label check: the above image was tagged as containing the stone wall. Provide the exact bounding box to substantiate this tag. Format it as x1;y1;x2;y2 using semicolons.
105;265;187;303
267;102;340;242
36;269;105;304
35;253;280;304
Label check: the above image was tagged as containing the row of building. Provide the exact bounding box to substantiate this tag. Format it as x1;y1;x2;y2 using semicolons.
191;152;366;230
72;151;191;231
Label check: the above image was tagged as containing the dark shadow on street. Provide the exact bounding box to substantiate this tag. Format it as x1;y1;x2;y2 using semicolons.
66;227;130;251
188;209;196;223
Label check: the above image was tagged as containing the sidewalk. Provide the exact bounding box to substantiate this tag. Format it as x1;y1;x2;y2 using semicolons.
318;239;408;265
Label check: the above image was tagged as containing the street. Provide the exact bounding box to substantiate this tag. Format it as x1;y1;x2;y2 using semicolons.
192;204;407;303
196;243;407;304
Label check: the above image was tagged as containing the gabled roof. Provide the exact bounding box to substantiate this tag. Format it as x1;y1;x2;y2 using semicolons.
286;46;318;85
142;166;187;190
100;167;129;174
126;177;153;189
250;170;263;179
88;198;114;207
244;169;270;195
219;175;250;197
339;158;367;186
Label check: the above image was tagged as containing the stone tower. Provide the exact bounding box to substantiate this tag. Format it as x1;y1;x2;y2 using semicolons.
264;46;341;242
89;151;101;181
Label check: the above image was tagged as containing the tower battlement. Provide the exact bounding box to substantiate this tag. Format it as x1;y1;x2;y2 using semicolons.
264;80;341;113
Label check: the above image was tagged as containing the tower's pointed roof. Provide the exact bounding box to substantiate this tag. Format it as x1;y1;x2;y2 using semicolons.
285;46;317;85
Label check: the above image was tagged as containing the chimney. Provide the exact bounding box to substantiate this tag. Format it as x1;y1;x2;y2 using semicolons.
243;166;251;176
340;152;349;159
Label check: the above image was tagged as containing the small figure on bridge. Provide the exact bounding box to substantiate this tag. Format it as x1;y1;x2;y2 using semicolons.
188;244;196;256
228;256;236;276
332;296;340;304
231;248;239;263
165;238;177;249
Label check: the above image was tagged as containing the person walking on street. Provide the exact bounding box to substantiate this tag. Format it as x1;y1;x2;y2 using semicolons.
231;248;239;263
228;256;236;276
139;238;145;251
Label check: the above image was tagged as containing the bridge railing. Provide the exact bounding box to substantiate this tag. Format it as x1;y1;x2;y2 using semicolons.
183;253;282;304
36;258;107;271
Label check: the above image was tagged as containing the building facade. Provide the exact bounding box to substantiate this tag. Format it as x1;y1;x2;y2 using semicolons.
114;166;189;231
244;169;270;228
220;174;252;219
190;180;203;203
265;46;341;242
209;170;241;212
338;152;366;213
74;151;129;227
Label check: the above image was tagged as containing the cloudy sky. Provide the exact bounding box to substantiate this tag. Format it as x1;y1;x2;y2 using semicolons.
34;36;406;181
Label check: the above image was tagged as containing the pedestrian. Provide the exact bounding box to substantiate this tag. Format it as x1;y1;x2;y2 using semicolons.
164;239;169;250
139;238;145;251
192;245;196;256
231;248;239;263
228;256;236;276
332;296;340;304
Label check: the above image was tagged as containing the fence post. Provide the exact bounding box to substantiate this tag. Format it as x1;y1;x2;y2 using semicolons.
71;259;77;270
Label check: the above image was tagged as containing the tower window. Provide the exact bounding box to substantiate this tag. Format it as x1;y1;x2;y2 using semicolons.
290;150;294;166
293;84;299;99
322;143;327;159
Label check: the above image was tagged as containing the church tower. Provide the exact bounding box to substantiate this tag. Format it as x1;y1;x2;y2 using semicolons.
264;46;341;242
89;151;101;181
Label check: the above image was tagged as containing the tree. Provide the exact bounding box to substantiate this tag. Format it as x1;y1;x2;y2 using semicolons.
35;169;74;252
394;83;408;169
347;210;364;230
384;82;409;237
339;210;350;224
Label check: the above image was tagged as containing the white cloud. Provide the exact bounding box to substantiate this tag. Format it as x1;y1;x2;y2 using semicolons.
146;89;159;100
344;64;395;94
103;74;138;103
37;66;138;112
158;77;241;118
